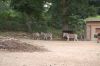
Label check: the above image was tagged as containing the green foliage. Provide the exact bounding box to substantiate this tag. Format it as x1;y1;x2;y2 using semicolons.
47;0;97;36
10;0;46;32
10;0;45;18
0;1;9;13
0;0;99;37
0;11;26;31
68;15;85;34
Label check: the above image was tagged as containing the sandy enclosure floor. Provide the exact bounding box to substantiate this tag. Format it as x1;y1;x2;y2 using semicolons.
0;39;100;66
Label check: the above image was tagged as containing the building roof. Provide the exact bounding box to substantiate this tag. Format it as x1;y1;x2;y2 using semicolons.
85;16;100;22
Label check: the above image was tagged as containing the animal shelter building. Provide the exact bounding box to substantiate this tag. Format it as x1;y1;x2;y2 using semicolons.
86;17;100;41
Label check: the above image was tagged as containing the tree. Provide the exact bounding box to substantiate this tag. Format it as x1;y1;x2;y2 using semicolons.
49;0;97;32
89;0;100;14
0;0;9;13
10;0;45;32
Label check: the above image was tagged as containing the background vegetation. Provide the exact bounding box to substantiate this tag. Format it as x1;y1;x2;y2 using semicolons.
0;0;99;38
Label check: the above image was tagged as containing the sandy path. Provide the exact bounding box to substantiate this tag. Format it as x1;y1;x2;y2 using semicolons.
0;39;100;66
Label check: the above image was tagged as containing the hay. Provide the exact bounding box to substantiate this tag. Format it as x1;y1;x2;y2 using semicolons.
0;39;46;52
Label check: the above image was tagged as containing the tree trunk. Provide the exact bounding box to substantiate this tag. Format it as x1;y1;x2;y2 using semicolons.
26;20;32;33
62;22;69;31
61;0;70;32
23;13;33;33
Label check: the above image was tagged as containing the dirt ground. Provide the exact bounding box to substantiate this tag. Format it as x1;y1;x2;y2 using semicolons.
0;39;100;66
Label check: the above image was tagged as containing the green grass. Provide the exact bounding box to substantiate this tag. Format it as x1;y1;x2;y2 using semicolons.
85;15;100;21
87;15;100;19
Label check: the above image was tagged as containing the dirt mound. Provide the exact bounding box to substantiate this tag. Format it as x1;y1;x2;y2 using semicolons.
0;39;46;52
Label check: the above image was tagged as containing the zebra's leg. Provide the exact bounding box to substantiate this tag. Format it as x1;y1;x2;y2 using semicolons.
67;37;69;41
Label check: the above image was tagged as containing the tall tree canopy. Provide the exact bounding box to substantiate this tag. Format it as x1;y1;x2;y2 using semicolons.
49;0;97;32
0;0;98;36
10;0;46;32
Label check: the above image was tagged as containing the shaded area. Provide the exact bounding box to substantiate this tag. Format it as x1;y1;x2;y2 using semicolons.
0;39;47;52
